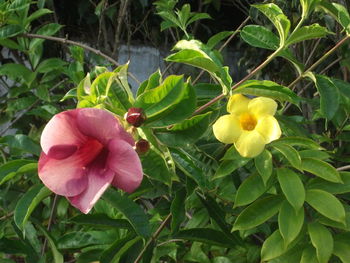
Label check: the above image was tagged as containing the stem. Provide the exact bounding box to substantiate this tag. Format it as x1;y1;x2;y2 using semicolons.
337;165;350;171
112;0;130;58
288;35;350;90
193;47;283;115
41;194;59;256
134;213;172;263
21;33;140;84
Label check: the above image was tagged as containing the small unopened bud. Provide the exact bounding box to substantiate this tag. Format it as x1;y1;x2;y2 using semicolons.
126;108;146;127
136;139;150;154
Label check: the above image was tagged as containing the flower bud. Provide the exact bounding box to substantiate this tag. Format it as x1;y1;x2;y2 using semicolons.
126;108;146;127
136;139;150;154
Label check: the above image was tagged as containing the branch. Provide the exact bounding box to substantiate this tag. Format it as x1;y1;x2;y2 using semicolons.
112;0;130;57
134;213;172;263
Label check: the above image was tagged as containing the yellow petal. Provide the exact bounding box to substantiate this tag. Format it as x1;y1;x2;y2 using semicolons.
255;115;281;143
213;114;242;144
227;94;250;115
234;130;266;158
248;97;277;117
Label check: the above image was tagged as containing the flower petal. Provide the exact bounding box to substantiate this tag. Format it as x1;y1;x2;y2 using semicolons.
68;168;114;214
235;130;266;158
248;97;277;117
38;152;87;196
227;94;250;115
107;139;143;193
213;114;242;144
255;115;281;143
40;109;86;155
77;108;134;146
47;144;78;160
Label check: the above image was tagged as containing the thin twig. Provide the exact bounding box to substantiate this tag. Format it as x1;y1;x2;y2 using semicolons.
21;33;141;84
41;194;58;256
304;38;321;66
112;0;130;58
134;213;172;263
337;165;350;171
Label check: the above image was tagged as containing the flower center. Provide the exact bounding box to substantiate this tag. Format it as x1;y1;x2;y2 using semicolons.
239;113;257;131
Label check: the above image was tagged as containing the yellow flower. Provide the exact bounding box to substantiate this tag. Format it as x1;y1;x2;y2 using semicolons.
213;94;281;158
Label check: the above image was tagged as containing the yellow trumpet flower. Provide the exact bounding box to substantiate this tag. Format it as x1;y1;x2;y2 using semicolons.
213;94;281;158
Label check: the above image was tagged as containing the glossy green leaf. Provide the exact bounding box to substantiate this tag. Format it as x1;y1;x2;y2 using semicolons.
57;231;115;250
102;188;151;238
0;159;34;185
207;31;233;49
298;149;329;160
308;222;333;263
255;149;273;185
35;224;63;263
272;142;301;170
213;157;250;180
70;214;132;229
278;201;304;247
0;134;40;156
240;25;279;50
155;112;211;147
300;246;318;263
333;239;350;263
234;174;266;207
234;80;300;105
141;149;171;185
301;157;342;183
35;58;67;73
0;24;23;39
332;78;350;99
318;1;350;34
0;63;35;84
173;228;236;248
252;3;291;44
14;185;51;230
314;75;340;120
36;23;62;36
274;136;321;149
301;0;321;18
137;70;161;96
171;187;186;234
277;168;305;210
232;195;282;231
261;230;287;261
305;189;345;223
307;172;350;194
286;24;329;46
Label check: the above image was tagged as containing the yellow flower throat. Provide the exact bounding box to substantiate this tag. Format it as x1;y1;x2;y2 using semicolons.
239;113;257;131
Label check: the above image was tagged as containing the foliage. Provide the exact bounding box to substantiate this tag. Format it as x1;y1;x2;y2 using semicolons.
1;0;350;262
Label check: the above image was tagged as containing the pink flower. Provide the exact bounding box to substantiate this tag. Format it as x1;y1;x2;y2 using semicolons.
38;108;143;214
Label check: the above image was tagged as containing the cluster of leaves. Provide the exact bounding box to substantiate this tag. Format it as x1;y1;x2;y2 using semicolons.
1;0;350;262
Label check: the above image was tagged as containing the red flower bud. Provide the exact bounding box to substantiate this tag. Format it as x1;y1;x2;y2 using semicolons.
136;139;150;154
126;108;146;127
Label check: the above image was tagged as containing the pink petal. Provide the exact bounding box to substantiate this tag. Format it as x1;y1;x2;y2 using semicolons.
40;109;86;155
38;139;104;197
77;108;134;146
68;149;115;214
38;152;87;196
107;139;143;193
47;144;78;160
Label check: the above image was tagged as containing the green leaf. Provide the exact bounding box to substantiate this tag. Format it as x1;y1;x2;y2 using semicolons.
186;12;211;26
240;25;279;50
0;24;24;38
308;222;333;263
140;149;171;185
173;228;236;248
233;80;300;105
36;23;62;36
58;231;114;250
298;149;329;160
307;172;350;194
301;0;321;19
332;78;350;99
171;188;187;234
213;157;250;180
35;58;67;73
286;24;329;46
274;136;321;149
261;230;287;261
207;31;233;50
252;3;291;44
0;134;41;156
318;1;350;34
102;188;151;238
232;195;282;231
314;75;340;120
26;8;53;24
14;185;51;230
70;214;132;229
271;142;302;170
305;189;346;223
137;70;161;96
255;149;273;185
155;112;211;147
0;159;35;185
333;239;350;263
277;168;305;210
0;63;35;84
278;201;304;247
301;157;342;183
35;224;63;263
234;174;266;207
300;246;318;263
